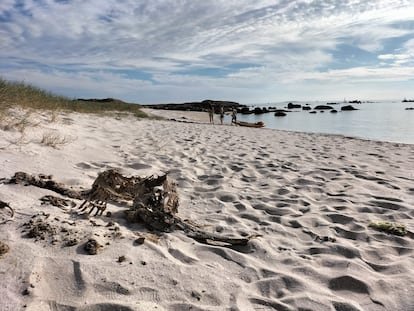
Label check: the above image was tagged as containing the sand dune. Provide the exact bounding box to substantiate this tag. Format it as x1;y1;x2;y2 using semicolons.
0;108;413;311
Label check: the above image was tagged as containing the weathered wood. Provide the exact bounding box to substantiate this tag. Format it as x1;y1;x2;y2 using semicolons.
186;230;251;246
85;169;141;201
0;200;14;225
40;195;76;208
128;175;256;246
127;174;179;231
7;172;83;199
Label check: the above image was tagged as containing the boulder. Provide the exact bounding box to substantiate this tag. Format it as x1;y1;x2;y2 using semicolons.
314;105;334;110
239;107;252;114
253;107;264;114
274;111;287;117
341;105;358;111
287;102;301;109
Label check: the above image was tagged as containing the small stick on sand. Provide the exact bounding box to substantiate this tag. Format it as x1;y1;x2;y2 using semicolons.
0;200;14;224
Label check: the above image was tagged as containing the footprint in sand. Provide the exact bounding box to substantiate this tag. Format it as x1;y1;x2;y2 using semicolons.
329;275;370;294
168;248;197;264
126;162;152;170
368;200;406;211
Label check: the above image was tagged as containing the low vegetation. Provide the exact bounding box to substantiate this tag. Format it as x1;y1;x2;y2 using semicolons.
0;241;9;257
369;221;408;236
40;131;73;149
0;78;149;148
0;78;148;117
0;109;37;133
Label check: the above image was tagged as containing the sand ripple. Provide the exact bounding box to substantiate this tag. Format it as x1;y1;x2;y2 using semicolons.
0;110;413;310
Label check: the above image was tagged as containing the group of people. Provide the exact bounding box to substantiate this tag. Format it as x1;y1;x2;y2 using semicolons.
208;105;237;125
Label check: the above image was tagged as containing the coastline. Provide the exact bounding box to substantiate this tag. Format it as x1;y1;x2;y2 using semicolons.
1;108;413;310
142;108;414;146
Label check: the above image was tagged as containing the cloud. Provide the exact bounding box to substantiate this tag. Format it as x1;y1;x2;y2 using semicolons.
377;38;414;66
378;53;412;65
1;0;414;102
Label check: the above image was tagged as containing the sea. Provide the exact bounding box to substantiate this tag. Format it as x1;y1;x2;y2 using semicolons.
236;101;414;145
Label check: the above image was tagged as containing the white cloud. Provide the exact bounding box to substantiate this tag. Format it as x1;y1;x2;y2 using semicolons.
378;53;411;62
1;0;414;102
377;38;414;66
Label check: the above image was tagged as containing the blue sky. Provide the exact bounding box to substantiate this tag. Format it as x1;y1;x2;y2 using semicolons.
1;0;414;104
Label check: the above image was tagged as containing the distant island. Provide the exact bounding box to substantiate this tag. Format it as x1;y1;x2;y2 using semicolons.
402;98;414;102
142;99;245;112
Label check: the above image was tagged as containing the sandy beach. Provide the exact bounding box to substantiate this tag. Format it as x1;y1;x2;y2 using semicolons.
0;108;413;311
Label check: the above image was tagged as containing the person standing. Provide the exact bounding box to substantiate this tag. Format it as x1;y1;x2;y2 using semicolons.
219;105;224;124
231;108;237;124
208;104;214;123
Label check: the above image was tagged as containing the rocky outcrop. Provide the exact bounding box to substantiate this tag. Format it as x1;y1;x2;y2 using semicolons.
274;111;287;117
253;107;265;114
314;105;334;110
341;105;358;111
143;100;243;112
77;98;125;103
239;107;252;114
287;102;301;109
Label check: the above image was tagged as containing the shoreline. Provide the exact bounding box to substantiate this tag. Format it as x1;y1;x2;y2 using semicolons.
1;108;413;310
143;108;414;146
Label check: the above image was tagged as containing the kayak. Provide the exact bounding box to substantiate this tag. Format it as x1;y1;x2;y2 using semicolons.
234;121;265;128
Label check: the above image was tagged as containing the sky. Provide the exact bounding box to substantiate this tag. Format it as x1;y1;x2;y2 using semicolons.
1;0;414;104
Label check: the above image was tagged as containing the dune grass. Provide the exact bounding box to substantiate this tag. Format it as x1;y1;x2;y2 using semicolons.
369;221;407;236
0;78;148;117
40;131;73;149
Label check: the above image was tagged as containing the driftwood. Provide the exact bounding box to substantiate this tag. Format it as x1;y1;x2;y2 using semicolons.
79;169;142;215
6;172;83;199
126;173;179;231
126;173;253;246
40;195;76;209
3;170;257;247
83;169;141;202
0;200;14;225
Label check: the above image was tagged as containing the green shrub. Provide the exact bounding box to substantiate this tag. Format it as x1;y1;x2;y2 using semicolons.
369;221;407;236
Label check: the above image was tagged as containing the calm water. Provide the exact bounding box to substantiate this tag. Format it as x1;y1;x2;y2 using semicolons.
237;101;414;144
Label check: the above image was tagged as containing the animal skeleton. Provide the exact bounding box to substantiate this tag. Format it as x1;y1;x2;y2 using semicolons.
3;170;256;246
79;169;141;215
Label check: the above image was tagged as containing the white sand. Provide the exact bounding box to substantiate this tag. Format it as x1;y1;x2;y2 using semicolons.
0;108;413;311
